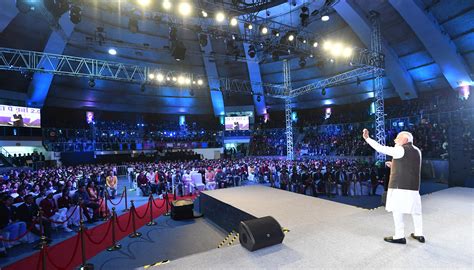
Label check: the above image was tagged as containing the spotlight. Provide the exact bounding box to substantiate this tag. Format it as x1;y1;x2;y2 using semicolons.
230;17;238;26
197;79;203;85
69;5;82;24
185;78;191;85
128;17;139;33
299;57;306;68
260;25;268;35
172;77;177;81
137;0;151;6
321;87;326;96
199;34;208;47
323;40;332;51
201;10;208;17
321;15;330;22
272;29;280;37
313;41;318;48
247;23;253;30
329;58;335;63
172;40;186;61
178;76;185;84
271;51;279;61
166;76;171;81
247;45;256;58
148;73;155;80
162;0;172;10
300;6;310;26
88;78;95;88
288;34;295;42
178;2;192;16
330;43;343;56
108;48;117;55
343;47;353;57
216;12;226;22
157;73;164;82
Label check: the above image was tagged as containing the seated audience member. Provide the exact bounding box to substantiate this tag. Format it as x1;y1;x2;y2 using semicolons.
106;171;118;199
137;171;150;196
57;189;80;227
0;195;27;256
16;194;52;244
72;185;99;223
39;191;72;232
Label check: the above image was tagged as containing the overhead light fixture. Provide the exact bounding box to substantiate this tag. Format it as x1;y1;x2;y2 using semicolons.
323;40;332;51
343;47;353;57
260;25;268;35
230;17;238;26
172;76;177;81
313;41;318;48
201;10;208;17
178;76;185;84
321;15;330;22
162;0;172;10
108;48;117;55
288;34;295;41
199;34;208;47
185;78;191;85
172;40;186;61
148;73;155;80
248;23;253;30
321;87;326;96
166;76;171;81
272;29;280;37
247;45;256;58
88;78;95;88
157;73;164;82
271;51;279;61
16;0;35;13
300;6;310;26
178;2;192;16
197;79;203;85
331;43;343;56
299;57;306;68
216;12;225;22
69;5;82;24
137;0;151;6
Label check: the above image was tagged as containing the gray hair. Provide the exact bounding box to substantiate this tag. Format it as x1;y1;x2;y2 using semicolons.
398;131;413;143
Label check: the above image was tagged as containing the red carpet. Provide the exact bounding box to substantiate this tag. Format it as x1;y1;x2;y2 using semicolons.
5;194;195;270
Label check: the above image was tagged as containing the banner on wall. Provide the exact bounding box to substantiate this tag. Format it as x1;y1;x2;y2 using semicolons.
225;116;249;131
0;105;41;128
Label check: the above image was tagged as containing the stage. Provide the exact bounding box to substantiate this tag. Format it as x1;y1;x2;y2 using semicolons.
151;185;473;269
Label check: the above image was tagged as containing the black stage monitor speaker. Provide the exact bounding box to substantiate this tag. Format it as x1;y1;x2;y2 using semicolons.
171;199;194;220
239;216;285;251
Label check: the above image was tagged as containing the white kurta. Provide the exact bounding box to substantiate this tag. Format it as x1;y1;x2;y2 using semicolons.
365;138;422;214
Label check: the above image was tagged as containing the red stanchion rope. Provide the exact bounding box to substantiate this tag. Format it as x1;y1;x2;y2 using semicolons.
115;212;132;233
0;223;36;242
45;234;81;270
47;205;79;224
152;198;166;209
107;190;126;206
133;202;150;220
84;220;113;245
36;245;44;270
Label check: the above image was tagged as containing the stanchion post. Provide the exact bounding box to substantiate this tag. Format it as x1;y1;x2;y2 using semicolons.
102;193;109;221
78;220;94;270
164;191;171;216
129;201;142;238
147;194;157;226
39;210;47;270
107;208;121;251
122;186;129;212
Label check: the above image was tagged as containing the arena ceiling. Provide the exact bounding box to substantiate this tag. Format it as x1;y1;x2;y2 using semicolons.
0;0;473;115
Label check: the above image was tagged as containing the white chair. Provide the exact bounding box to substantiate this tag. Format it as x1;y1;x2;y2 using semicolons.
191;173;205;192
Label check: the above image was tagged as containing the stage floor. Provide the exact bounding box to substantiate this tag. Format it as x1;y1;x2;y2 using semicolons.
151;185;473;269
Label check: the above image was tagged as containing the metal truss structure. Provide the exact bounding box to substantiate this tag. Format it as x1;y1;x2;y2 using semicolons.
369;11;386;162
283;60;294;160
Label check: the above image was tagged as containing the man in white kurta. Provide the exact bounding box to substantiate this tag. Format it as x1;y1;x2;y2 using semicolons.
363;129;425;244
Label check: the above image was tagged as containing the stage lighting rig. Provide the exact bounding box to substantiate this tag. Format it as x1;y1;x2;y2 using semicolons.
88;78;96;88
69;5;82;24
44;0;69;18
300;6;310;27
247;45;256;58
199;34;208;47
162;0;172;10
216;12;226;23
230;17;238;26
259;25;268;35
178;2;192;17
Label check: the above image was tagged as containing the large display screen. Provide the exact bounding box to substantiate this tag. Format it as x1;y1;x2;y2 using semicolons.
225;116;249;131
0;105;41;128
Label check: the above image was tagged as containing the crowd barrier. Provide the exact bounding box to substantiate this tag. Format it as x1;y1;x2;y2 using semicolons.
0;187;173;270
